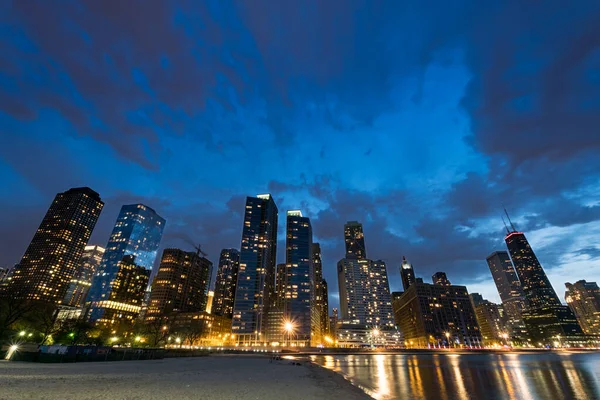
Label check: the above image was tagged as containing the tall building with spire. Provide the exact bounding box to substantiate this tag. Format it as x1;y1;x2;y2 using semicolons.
344;221;366;259
282;210;313;346
232;194;278;344
86;204;165;326
6;187;103;304
212;248;240;318
400;256;415;291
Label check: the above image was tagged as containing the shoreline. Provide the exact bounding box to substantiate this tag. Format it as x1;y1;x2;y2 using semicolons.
0;354;371;400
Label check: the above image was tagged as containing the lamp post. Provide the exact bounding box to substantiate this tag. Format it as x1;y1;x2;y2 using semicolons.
445;332;451;348
283;321;295;347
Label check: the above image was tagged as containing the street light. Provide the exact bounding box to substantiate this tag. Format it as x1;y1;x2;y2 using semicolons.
445;332;451;348
19;331;26;337
283;320;295;347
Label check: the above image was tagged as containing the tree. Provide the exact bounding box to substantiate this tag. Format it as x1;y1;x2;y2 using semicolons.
0;290;38;343
142;315;171;347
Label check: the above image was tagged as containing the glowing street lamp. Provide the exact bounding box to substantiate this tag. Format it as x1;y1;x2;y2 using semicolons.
19;331;26;337
283;320;295;346
445;332;451;348
110;336;119;344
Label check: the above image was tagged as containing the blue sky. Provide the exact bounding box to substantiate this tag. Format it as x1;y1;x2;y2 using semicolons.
1;0;600;308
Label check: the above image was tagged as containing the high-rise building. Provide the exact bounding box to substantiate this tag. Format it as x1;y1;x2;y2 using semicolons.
7;187;103;304
394;271;482;348
337;258;394;328
469;293;508;346
63;245;105;307
0;267;11;282
504;231;561;309
321;279;329;337
232;194;278;344
312;243;323;345
565;280;600;335
212;248;240;318
486;251;528;322
344;221;366;259
432;272;451;286
145;248;212;321
400;256;415;291
87;204;165;324
282;210;313;346
206;291;214;314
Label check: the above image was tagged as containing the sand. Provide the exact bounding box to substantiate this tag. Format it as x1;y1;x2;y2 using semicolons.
0;355;371;400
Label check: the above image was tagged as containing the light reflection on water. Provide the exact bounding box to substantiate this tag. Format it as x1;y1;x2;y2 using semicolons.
310;352;600;400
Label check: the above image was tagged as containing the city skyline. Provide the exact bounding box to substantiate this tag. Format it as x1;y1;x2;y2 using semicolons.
2;2;600;311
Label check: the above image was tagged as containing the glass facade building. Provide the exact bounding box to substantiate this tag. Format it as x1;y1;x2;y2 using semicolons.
565;280;600;336
7;187;103;304
212;248;240;318
283;210;313;345
63;245;105;307
232;194;278;344
87;204;165;324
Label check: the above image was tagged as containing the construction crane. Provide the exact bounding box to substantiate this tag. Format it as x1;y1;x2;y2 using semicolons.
185;239;208;257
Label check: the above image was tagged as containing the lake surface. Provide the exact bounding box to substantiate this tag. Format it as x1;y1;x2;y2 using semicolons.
310;352;600;399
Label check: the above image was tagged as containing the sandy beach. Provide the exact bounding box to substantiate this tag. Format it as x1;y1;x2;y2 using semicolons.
0;355;370;400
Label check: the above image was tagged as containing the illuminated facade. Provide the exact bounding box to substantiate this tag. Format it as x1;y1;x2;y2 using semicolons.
232;194;278;344
145;248;212;321
394;274;482;348
400;256;415;291
470;293;508;346
170;311;233;346
344;221;366;259
63;245;105;307
212;248;240;318
432;272;451;286
7;187;103;304
337;258;394;328
89;255;150;328
311;243;323;344
321;279;329;337
565;280;600;335
283;210;313;346
487;251;528;322
504;231;561;309
87;204;165;324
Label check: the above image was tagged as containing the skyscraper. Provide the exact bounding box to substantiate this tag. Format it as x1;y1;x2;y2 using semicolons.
87;204;165;324
400;256;415;291
232;194;278;344
565;280;600;335
145;248;213;321
504;231;561;309
63;245;105;307
311;243;323;344
344;221;366;259
432;272;451;286
7;187;103;304
212;248;240;318
281;210;313;346
321;279;329;337
486;251;528;322
469;293;508;346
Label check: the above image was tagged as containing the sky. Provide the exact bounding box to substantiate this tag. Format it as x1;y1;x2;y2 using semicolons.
1;1;600;309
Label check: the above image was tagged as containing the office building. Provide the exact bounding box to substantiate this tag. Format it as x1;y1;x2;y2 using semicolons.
469;293;508;346
212;248;240;318
394;271;482;348
281;210;313;346
63;245;105;307
344;221;366;259
312;243;324;344
7;187;103;303
145;248;212;321
206;291;214;314
565;280;600;335
232;194;278;344
87;204;165;324
321;279;329;337
400;256;415;291
432;272;451;286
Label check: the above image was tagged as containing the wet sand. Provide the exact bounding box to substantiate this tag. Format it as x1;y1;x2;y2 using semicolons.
0;355;371;400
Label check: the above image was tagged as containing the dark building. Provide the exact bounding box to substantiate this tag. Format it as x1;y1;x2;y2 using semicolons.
232;194;278;344
504;231;561;309
565;280;600;336
7;187;103;304
312;243;324;344
90;255;150;329
432;272;451;286
400;256;415;291
0;267;11;282
212;248;240;318
63;245;105;307
486;251;528;322
522;306;583;346
145;248;212;321
344;221;366;259
283;210;313;346
394;272;482;348
87;204;165;324
321;279;329;337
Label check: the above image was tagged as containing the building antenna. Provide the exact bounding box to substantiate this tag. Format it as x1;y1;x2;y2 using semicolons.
504;208;517;232
501;215;510;235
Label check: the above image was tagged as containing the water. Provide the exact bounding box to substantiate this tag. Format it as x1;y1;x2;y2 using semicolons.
310;352;600;400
